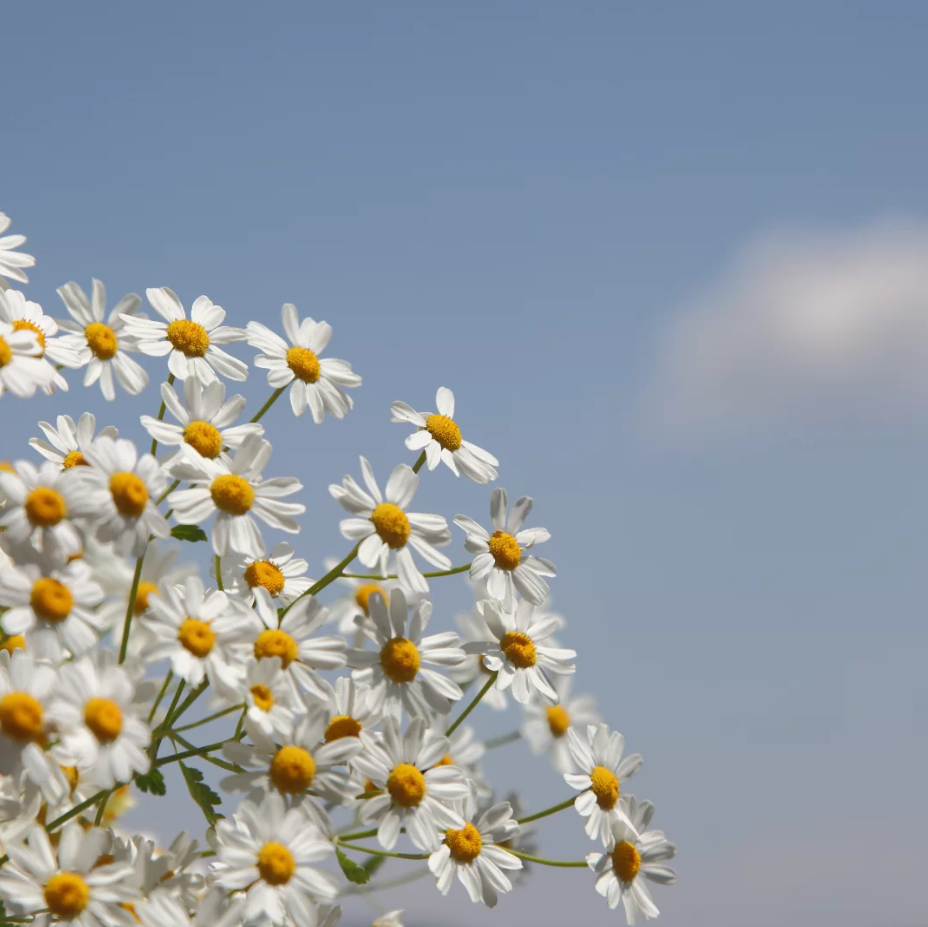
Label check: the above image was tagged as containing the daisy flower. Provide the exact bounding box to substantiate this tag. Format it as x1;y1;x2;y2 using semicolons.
449;604;509;712
326;565;399;635
353;716;470;850
137;887;245;927
0;777;42;855
121;287;247;383
247;302;361;422
0;318;52;398
140;377;264;466
348;589;465;722
242;656;297;741
521;676;601;773
455;488;556;607
316;675;382;746
0;212;35;284
392;386;498;483
111;831;204;909
220;541;313;606
429;717;491;800
586;799;677;924
56;279;149;400
169;435;304;559
428;800;522;908
29;412;117;470
330;458;452;595
565;723;643;845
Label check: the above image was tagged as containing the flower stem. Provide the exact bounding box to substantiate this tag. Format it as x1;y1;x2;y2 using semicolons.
170;731;242;772
150;372;175;456
215;555;224;591
118;553;145;665
412;451;427;473
516;796;576;825
148;670;174;723
337;841;428;861
337;827;379;841
281;541;361;619
156;479;180;505
250;385;287;424
484;729;521;750
172;702;243;733
505;848;588;868
341;562;472;581
45;788;110;832
446;671;497;737
150;678;186;760
155;739;229;768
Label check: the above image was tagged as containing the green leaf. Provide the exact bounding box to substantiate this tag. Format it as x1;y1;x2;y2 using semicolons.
179;762;222;825
335;848;371;885
171;524;207;543
362;853;386;875
135;768;167;796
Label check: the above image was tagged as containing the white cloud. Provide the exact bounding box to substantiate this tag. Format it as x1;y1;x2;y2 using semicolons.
652;220;928;431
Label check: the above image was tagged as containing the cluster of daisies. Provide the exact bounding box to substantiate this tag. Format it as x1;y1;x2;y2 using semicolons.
0;210;675;927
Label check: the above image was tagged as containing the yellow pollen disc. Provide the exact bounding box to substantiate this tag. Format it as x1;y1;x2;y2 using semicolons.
30;578;73;623
244;560;285;596
425;414;462;452
257;841;295;886
159;869;175;883
62;450;88;469
434;753;454;767
44;872;90;919
134;581;160;615
60;765;80;793
0;461;13;473
370;503;411;549
386;763;426;808
250;684;275;712
354;582;385;615
84;322;119;360
546;704;571;738
500;630;536;669
24;486;67;527
612;840;641;883
324;715;363;742
93;854;115;868
166;319;210;357
269;745;316;793
380;637;420;684
178;617;216;658
286;346;321;383
445;822;482;863
0;635;25;655
590;765;620;810
182;420;222;459
363;777;378;794
109;472;149;518
488;530;521;570
120;901;140;922
210;473;254;515
12;319;46;353
0;691;45;743
84;697;123;743
253;629;299;668
0;336;11;367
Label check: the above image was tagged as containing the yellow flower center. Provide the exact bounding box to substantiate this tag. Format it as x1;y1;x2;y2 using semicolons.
134;581;160;615
269;745;316;793
210;474;254;515
425;414;462;452
488;530;521;570
250;684;275;712
589;765;620;810
25;487;67;527
0;461;13;472
370;503;410;549
0;635;25;655
166;319;210;357
386;763;426;808
546;704;571;738
120;902;140;922
0;336;11;367
254;629;299;668
12;319;46;354
84;697;123;743
286;346;321;383
178;617;216;658
445;822;482;863
612;840;641;883
244;560;285;596
60;765;80;794
0;691;45;743
354;582;385;615
324;715;363;742
182;420;222;459
500;630;536;669
257;841;295;886
30;578;73;622
434;753;454;767
84;322;119;360
62;451;89;469
44;872;90;919
380;637;420;684
109;472;149;518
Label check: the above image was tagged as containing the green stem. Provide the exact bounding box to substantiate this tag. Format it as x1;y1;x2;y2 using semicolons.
505;848;588;868
250;386;287;424
167;680;208;729
155;740;229;767
172;702;243;733
45;789;110;832
516;796;576;825
215;555;224;591
280;542;361;619
338;841;428;861
484;729;521;750
118;554;145;665
156;479;180;505
446;671;497;737
148;670;174;724
341;562;472;581
150;679;186;759
93;790;111;826
150;372;175;456
412;451;427;473
338;827;379;841
170;731;242;772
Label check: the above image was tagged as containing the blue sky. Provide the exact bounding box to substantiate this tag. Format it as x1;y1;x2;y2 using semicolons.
3;4;928;925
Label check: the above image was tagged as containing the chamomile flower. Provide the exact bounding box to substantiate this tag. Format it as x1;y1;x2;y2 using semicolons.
220;541;313;606
330;458;452;595
348;589;465;722
316;676;382;749
521;676;601;773
0;777;42;853
326;567;399;635
565;723;643;845
111;831;204;908
121;287;247;383
455;488;556;607
56;279;149;400
0;212;35;284
449;604;509;711
428;800;522;907
0;319;52;399
242;656;297;740
429;718;491;800
29;412;117;470
247;303;361;422
137;887;246;927
169;435;304;559
392;387;498;483
353;716;470;850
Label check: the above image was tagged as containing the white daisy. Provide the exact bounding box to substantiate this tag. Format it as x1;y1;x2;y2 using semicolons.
247;302;361;422
392;386;498;483
56;279;149;400
428;717;491;800
242;656;297;741
326;565;399;635
122;287;247;383
169;435;304;559
353;716;470;850
565;723;643;845
110;830;204;908
29;412;118;470
586;800;677;924
348;588;465;722
449;604;510;712
0;318;56;398
521;676;601;773
330;458;452;595
0;212;35;284
455;488;556;607
137;887;246;927
0;776;42;855
220;541;313;606
316;676;382;751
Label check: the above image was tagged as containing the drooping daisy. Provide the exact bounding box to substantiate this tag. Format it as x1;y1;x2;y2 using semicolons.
242;656;297;740
29;412;118;470
348;589;465;722
428;717;491;800
140;377;264;466
137;887;246;927
449;603;510;712
220;541;313;606
326;565;399;635
0;776;42;854
392;387;498;483
247;303;361;422
330;458;452;595
0;319;52;399
586;800;677;924
353;717;470;850
121;287;248;383
455;488;556;607
316;676;382;751
56;279;149;400
169;435;304;559
0;212;35;284
565;723;643;845
110;830;204;909
428;800;522;907
521;676;601;773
